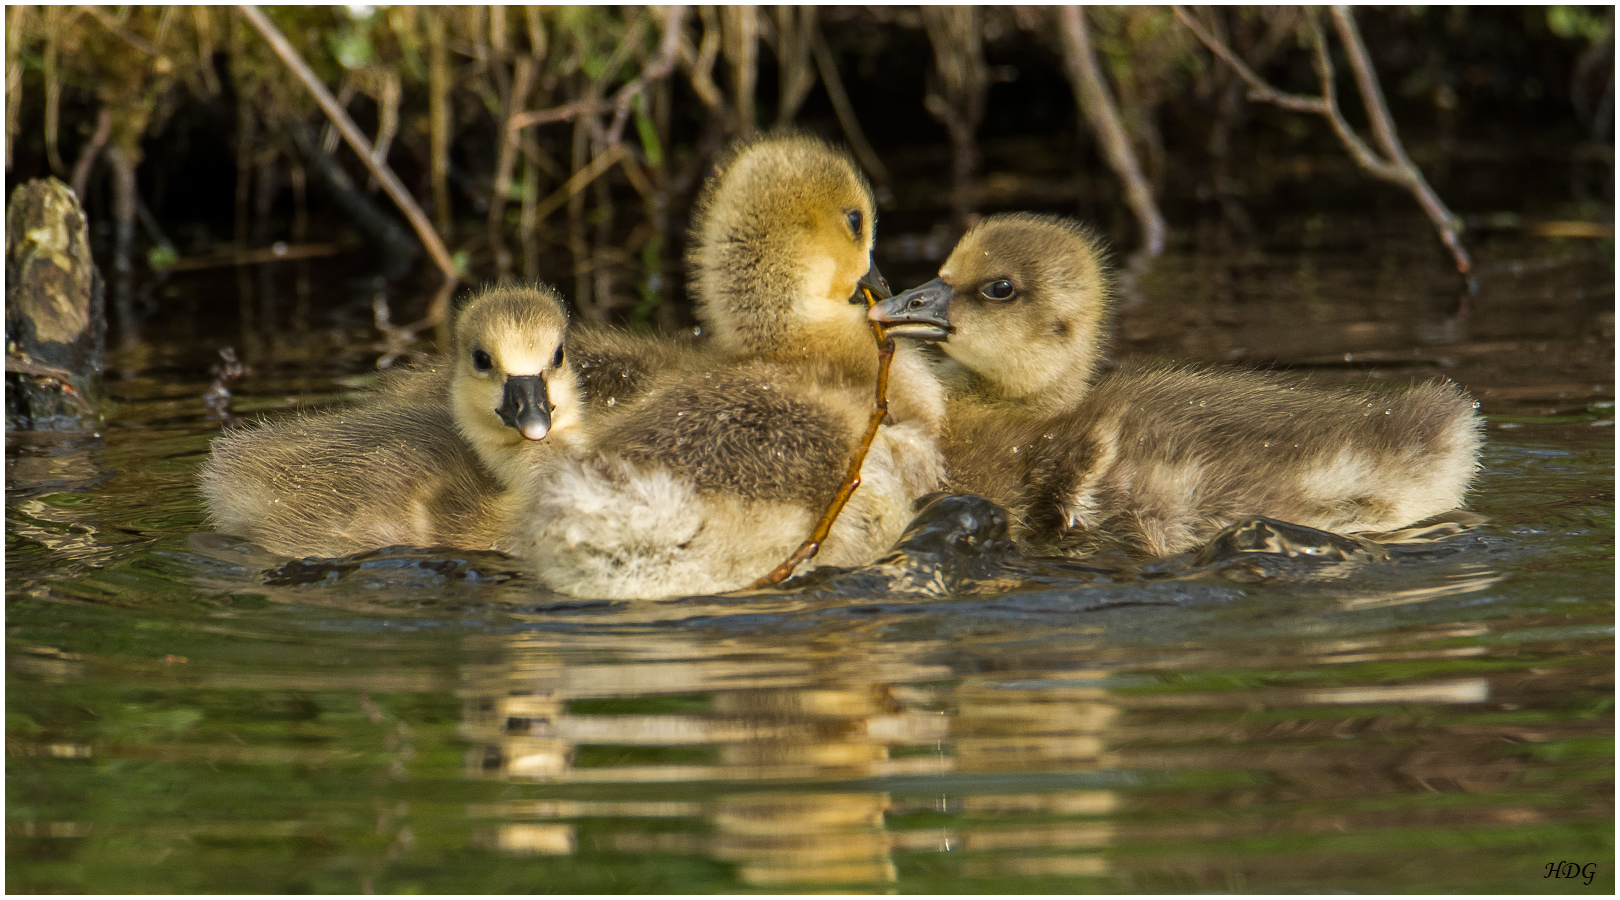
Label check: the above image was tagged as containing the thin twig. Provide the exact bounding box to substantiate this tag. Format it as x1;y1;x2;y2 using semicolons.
1173;6;1326;115
1058;6;1166;257
508;98;600;131
236;5;458;288
1173;5;1473;283
69;106;112;198
752;292;895;588
1329;6;1471;277
531;143;627;228
165;241;352;272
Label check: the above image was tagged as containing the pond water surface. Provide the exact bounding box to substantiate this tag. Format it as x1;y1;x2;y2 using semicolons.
6;213;1613;892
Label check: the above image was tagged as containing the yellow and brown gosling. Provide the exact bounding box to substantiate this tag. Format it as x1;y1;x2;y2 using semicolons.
506;134;947;599
871;212;1484;557
199;284;583;558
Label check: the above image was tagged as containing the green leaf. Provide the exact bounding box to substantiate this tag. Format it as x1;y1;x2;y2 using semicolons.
633;96;663;168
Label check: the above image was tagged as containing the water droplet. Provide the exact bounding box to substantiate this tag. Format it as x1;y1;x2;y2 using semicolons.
1263;442;1271;448
607;397;617;407
1198;400;1206;407
1472;401;1481;409
1043;433;1055;441
676;411;685;417
1011;446;1019;453
1384;409;1392;415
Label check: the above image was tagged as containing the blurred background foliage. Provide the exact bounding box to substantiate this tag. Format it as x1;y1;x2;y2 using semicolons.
4;5;1613;335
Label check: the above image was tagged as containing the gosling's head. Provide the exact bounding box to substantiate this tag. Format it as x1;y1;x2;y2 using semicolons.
688;133;887;363
871;213;1112;411
447;285;583;467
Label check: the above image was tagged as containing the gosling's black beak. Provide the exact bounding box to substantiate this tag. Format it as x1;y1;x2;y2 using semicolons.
496;374;552;441
850;258;893;305
868;276;954;340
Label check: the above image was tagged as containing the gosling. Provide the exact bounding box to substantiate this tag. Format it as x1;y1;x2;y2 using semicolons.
507;134;947;599
199;284;583;558
871;212;1484;557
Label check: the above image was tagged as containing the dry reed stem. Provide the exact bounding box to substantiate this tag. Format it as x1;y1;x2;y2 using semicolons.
1059;6;1167;258
922;6;988;227
682;8;727;117
490;57;535;281
427;10;451;237
236;4;459;291
42;7;66;175
774;6;817;128
5;6;27;171
722;6;758;135
1173;5;1473;283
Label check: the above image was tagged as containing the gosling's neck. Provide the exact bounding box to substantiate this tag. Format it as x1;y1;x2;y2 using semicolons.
946;341;1100;417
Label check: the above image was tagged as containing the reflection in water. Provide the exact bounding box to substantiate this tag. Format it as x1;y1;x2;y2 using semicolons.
446;608;1559;891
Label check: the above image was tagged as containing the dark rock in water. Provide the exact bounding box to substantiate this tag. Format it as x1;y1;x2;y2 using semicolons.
1191;515;1387;582
786;494;1020;598
5;178;105;432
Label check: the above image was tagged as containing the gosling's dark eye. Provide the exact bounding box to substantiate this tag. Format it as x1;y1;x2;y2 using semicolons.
551;345;565;367
472;349;493;372
981;279;1016;301
845;209;862;237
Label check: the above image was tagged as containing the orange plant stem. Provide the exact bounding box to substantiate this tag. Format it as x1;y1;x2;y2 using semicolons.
752;291;894;588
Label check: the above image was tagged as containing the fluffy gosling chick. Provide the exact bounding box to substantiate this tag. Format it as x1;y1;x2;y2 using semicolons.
199;285;582;557
871;212;1484;556
509;134;947;599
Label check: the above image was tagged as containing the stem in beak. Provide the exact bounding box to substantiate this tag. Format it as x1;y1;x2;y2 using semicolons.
867;277;954;340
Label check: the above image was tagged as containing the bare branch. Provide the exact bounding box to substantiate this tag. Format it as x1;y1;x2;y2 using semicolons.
236;5;458;288
1173;4;1473;281
1058;6;1166;257
1172;6;1326;115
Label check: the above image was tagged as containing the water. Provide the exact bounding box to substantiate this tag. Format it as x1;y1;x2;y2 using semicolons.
6;218;1613;893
